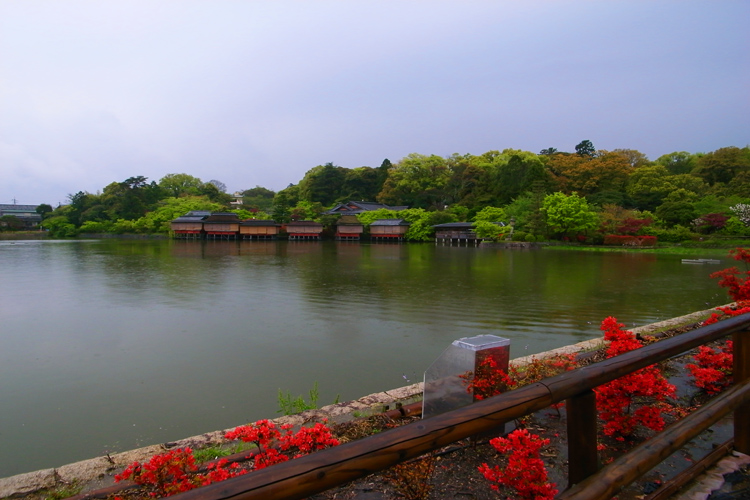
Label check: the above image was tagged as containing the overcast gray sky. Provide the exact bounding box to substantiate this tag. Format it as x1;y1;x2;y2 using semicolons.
1;1;748;207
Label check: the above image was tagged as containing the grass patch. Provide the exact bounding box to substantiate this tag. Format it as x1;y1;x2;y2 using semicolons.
38;482;82;500
543;245;729;256
192;442;254;464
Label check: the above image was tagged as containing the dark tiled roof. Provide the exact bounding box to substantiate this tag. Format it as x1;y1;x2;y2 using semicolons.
172;210;211;223
432;222;475;229
370;219;409;226
240;219;279;226
286;220;323;227
172;216;207;223
324;201;408;215
204;213;240;222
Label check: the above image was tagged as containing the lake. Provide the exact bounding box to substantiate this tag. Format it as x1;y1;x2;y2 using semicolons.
0;238;727;477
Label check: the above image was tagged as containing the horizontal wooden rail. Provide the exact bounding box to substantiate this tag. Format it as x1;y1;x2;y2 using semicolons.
558;378;750;500
172;313;750;500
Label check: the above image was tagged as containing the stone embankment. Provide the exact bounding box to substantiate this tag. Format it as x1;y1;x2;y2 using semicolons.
0;307;723;498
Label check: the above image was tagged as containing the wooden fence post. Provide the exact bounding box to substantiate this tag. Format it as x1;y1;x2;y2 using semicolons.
734;328;750;454
567;389;599;487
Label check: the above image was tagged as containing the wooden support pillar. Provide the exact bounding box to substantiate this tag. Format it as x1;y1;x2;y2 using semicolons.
567;389;599;488
734;328;750;454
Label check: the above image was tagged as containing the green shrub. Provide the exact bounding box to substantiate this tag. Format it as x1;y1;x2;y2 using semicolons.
512;230;527;242
79;220;114;233
42;216;78;237
643;225;698;243
525;233;537;242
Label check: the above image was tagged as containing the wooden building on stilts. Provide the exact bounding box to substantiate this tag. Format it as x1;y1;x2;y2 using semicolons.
286;220;324;240
433;222;481;246
170;211;210;239
335;215;364;241
239;219;281;240
202;212;240;240
370;219;410;241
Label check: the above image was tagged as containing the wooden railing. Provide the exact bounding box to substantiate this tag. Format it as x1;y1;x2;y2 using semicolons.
174;314;750;500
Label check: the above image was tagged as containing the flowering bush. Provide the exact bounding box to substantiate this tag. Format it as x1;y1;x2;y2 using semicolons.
687;341;733;395
595;317;676;440
702;304;750;325
224;419;339;469
114;447;246;497
478;428;558;500
115;420;339;497
692;213;729;234
730;204;750;226
461;353;577;401
616;217;653;235
703;248;750;326
460;356;516;401
710;248;750;302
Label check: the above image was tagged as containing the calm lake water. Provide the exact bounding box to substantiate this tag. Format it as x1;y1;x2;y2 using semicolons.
0;238;728;477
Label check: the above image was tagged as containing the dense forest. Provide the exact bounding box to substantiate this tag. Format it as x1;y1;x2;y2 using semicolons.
18;141;750;243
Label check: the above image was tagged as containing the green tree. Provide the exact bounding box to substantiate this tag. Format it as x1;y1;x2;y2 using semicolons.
290;201;323;221
242;186;276;212
378;153;451;209
158;173;204;197
207;179;227;193
341;166;382;201
272;186;299;223
542;192;598;238
654;189;698;226
396;208;434;241
626;165;674;211
447;205;470;222
445;153;495;211
692;146;750;186
493;151;549;205
41;215;78;237
473;220;508;240
377;158;392;189
472;206;507;223
66;191;98;226
504;181;547;237
426;210;458;226
575;140;596;157
299;163;347;206
668;174;708;195
100;177;163;220
717;171;750;198
356;208;399;226
232;208;271;221
0;215;24;231
198;182;233;205
35;204;53;219
612;149;650;169
655;151;698;175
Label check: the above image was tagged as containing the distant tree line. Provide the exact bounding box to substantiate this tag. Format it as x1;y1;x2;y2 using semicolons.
32;142;750;243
